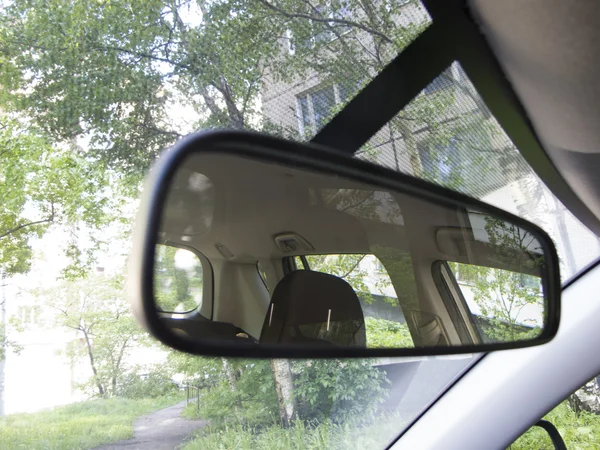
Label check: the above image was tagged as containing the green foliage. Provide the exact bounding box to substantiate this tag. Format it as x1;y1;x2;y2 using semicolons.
365;317;413;348
470;266;542;342
35;272;151;397
0;1;538;448
0;397;181;450
179;356;389;429
0;122;113;276
292;360;389;424
509;401;600;449
185;397;600;450
182;413;405;450
167;353;225;389
304;254;390;301
154;245;203;313
0;0;509;190
186;359;280;428
0;0;280;176
116;364;180;399
448;218;545;343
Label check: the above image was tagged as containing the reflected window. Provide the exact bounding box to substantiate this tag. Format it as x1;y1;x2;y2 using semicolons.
447;262;544;343
154;245;205;313
296;254;414;349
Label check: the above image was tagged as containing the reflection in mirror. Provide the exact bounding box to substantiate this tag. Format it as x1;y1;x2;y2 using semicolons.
154;244;204;313
447;263;543;343
293;254;415;349
152;152;552;351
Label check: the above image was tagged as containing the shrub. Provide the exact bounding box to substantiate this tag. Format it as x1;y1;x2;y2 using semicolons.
186;360;280;429
292;359;389;424
183;358;390;430
116;365;180;399
365;317;414;348
509;401;600;449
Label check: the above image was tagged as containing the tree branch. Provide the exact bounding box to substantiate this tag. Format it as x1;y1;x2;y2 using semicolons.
339;255;366;279
256;0;393;44
140;124;182;140
0;204;55;240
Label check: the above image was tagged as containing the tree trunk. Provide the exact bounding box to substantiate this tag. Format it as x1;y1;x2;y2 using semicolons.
569;379;600;415
222;358;242;418
222;358;238;390
111;339;129;397
82;329;104;396
395;119;423;178
270;359;296;426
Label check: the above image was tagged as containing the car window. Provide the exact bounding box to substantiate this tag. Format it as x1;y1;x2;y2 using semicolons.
445;262;544;344
510;376;600;449
294;254;415;348
154;244;206;314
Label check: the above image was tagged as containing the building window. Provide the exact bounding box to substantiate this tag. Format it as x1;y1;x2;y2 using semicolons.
296;77;364;136
17;305;42;328
296;85;337;135
418;137;459;183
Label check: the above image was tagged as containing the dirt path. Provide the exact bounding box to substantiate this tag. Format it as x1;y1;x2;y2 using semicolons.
93;401;208;450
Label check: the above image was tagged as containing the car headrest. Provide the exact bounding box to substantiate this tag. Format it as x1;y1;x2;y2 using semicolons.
259;270;366;347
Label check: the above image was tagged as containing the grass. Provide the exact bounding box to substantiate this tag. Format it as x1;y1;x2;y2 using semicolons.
181;400;600;450
510;401;600;449
181;414;407;450
181;400;202;420
0;395;183;450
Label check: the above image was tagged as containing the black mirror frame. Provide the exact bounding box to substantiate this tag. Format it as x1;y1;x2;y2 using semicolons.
128;130;561;359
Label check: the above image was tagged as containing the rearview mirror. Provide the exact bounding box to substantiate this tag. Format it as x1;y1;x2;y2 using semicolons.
129;131;560;358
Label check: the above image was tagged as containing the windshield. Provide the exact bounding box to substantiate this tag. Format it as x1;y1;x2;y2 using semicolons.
0;0;595;448
357;62;600;282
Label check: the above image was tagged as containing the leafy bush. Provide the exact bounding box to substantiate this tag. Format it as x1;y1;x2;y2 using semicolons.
116;365;180;399
182;358;390;429
292;360;389;424
365;317;414;348
166;353;224;389
184;360;280;429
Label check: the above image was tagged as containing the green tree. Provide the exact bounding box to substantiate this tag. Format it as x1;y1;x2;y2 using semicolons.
0;0;514;187
0;0;281;178
0;121;112;277
178;354;388;428
292;359;388;424
38;273;150;397
449;217;545;343
467;265;542;342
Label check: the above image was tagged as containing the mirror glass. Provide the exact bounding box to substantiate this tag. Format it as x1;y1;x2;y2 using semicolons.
152;152;553;350
154;244;204;313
